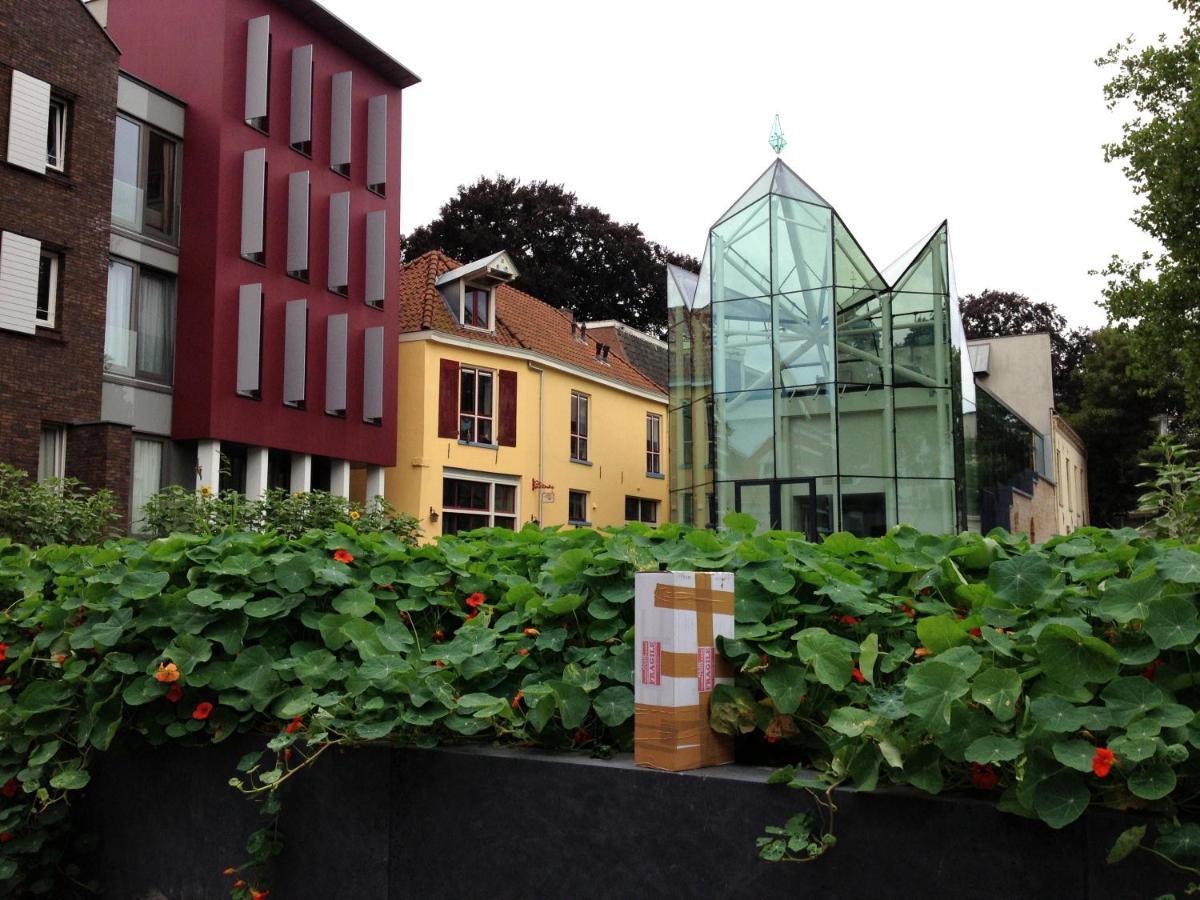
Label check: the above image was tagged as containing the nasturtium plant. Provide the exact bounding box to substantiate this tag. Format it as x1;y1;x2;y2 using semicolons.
2;520;1200;894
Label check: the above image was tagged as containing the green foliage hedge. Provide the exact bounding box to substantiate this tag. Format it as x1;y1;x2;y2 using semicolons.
1;518;1200;893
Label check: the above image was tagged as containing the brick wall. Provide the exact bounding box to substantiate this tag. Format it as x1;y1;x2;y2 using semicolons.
69;422;132;529
0;0;119;491
1009;477;1058;543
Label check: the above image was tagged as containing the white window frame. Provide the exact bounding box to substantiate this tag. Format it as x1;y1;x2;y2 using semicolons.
37;425;67;482
36;248;58;327
458;365;495;444
570;391;589;462
47;96;68;172
458;281;494;332
646;412;662;475
441;470;519;535
130;436;166;535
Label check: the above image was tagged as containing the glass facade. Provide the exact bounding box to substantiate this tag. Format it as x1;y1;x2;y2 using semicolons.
669;159;988;536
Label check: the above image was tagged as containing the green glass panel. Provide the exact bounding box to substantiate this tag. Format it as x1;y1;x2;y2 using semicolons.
712;197;771;301
714;389;774;480
771;195;832;293
782;477;837;537
713;295;772;393
833;215;886;301
669;396;712;493
776;386;837;478
894;386;956;478
735;482;774;532
769;160;830;208
713;165;776;228
837;385;894;477
839;476;896;537
897;478;957;534
890;225;948;294
836;294;889;386
775;288;834;388
671;482;712;528
892;307;951;387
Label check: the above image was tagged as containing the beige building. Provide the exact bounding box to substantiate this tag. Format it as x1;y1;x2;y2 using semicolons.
968;333;1089;537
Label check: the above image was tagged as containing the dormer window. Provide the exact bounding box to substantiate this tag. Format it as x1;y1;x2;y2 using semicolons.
462;285;492;330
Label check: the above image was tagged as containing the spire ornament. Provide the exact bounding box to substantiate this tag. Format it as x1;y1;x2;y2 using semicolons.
768;115;786;154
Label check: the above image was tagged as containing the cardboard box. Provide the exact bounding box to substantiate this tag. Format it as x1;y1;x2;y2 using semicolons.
634;570;736;771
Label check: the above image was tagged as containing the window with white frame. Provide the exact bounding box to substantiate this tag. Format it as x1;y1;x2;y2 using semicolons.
104;258;176;384
46;96;68;172
462;285;492;330
646;413;662;475
37;425;66;482
36;249;59;327
442;474;517;535
625;496;658;524
131;438;165;534
570;391;589;461
459;366;494;444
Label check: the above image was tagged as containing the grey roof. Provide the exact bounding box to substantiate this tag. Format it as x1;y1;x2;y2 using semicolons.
276;0;419;89
614;329;667;391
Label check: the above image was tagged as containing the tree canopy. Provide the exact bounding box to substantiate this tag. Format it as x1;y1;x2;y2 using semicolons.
958;289;1092;411
403;176;698;335
1098;0;1200;426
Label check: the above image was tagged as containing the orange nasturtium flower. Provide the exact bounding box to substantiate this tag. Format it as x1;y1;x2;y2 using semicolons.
914;647;931;658
1092;747;1116;778
154;662;181;683
192;701;214;721
465;592;486;609
517;648;529;656
512;690;524;709
851;666;865;684
0;643;7;662
285;716;304;734
333;549;355;564
250;888;270;900
223;867;236;876
523;627;540;637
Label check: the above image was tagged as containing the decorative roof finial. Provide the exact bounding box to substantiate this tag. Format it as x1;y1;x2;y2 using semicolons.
768;114;786;155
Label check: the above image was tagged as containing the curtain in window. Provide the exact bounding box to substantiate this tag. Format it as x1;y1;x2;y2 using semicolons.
104;260;135;373
137;270;175;380
131;439;163;533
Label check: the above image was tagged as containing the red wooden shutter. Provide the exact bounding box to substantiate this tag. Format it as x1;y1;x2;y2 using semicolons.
498;369;517;446
438;359;459;438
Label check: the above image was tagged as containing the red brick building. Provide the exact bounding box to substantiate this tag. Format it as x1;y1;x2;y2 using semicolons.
0;0;123;502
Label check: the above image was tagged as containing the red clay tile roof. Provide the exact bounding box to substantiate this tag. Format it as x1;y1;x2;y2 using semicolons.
399;250;666;396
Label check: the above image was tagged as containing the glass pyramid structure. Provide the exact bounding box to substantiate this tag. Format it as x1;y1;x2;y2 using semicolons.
667;159;976;536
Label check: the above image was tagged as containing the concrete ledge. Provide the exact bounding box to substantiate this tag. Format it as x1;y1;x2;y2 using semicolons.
76;741;1180;898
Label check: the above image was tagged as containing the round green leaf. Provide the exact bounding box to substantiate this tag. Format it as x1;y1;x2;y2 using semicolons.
49;766;91;791
1035;624;1120;688
971;667;1022;722
987;554;1054;606
1033;770;1090;829
828;707;875;738
964;735;1024;764
593;686;634;726
1145;594;1200;649
903;661;970;731
1029;696;1085;732
1051;739;1096;773
332;588;376;618
1127;758;1176;800
1158;548;1200;584
1101;677;1165;727
761;663;808;715
1098;575;1163;623
792;628;854;690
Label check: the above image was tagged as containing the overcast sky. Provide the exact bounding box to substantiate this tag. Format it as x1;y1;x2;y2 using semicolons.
331;0;1182;329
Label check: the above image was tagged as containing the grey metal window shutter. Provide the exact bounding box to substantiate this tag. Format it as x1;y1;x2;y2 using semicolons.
363;325;384;422
287;170;310;274
241;148;266;257
330;71;352;169
328;191;349;292
325;313;348;414
365;209;385;307
236;283;263;396
367;94;387;189
284;298;308;404
289;44;313;146
0;231;40;335
6;71;50;174
244;16;270;123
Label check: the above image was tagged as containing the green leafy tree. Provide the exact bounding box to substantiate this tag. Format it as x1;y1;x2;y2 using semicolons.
959;289;1093;411
0;464;117;546
1062;328;1175;526
403;175;698;336
1098;2;1200;425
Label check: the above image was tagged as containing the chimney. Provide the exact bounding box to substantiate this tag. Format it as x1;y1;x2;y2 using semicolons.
571;321;577;337
595;341;602;358
602;345;610;361
579;323;587;341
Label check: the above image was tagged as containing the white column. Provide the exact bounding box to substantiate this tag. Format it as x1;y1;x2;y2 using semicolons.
245;446;269;500
290;453;311;493
365;465;385;501
330;459;351;499
196;440;220;493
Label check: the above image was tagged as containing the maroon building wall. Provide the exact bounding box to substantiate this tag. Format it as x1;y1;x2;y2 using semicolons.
0;0;123;490
105;0;405;468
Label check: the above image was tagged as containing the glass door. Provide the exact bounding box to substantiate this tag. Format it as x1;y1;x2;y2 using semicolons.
733;478;818;541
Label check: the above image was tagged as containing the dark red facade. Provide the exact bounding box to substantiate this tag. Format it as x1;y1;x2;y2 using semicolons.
104;0;413;467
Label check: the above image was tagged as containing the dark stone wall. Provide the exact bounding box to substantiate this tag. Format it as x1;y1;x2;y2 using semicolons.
75;742;1182;899
0;0;120;494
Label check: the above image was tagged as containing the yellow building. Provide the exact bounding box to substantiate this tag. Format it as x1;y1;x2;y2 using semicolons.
380;250;669;539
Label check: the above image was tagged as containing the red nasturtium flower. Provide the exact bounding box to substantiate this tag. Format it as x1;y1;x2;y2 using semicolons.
465;611;479;621
0;643;8;662
838;615;860;626
285;716;304;734
165;684;183;703
1;779;16;798
283;748;293;764
968;627;982;638
765;734;780;744
434;660;445;669
0;832;13;843
1092;747;1116;778
250;888;270;900
465;592;486;609
523;627;540;637
233;881;247;890
223;867;236;876
573;729;590;746
432;629;446;642
851;666;865;684
154;661;180;683
192;701;214;721
333;549;355;564
512;691;524;709
517;648;529;656
971;763;999;790
1143;659;1165;681
900;605;916;619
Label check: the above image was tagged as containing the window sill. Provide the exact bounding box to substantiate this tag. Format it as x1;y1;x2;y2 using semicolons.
646;472;664;479
568;520;592;527
103;372;173;393
458;440;499;450
111;224;180;253
570;458;592;467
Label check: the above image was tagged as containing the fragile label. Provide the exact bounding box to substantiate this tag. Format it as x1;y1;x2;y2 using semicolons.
641;640;661;685
696;646;714;692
